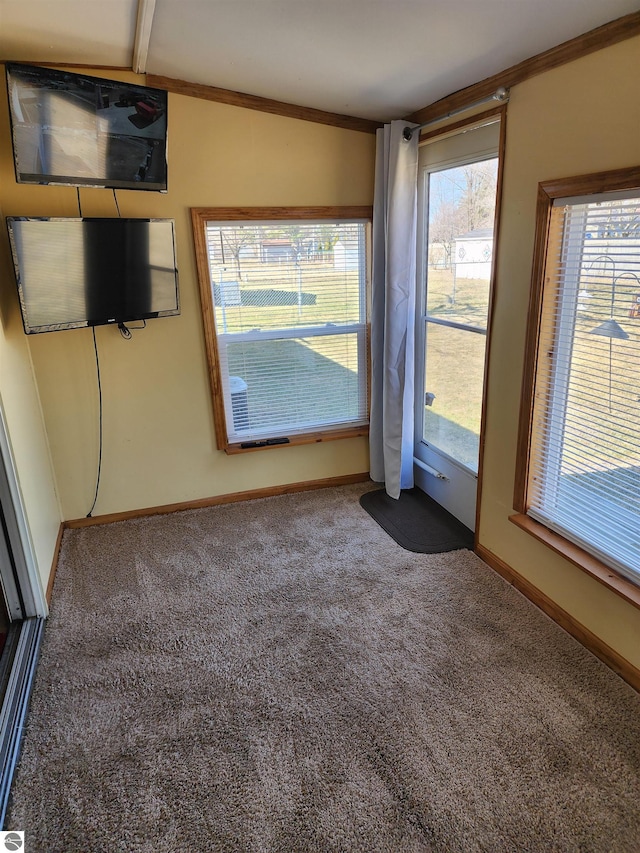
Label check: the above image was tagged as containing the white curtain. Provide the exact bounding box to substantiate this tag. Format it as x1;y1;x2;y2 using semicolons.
369;120;419;499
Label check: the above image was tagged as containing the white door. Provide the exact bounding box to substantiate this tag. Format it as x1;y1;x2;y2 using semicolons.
414;118;502;530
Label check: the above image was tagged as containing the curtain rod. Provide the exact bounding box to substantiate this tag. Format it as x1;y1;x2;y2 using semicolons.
402;86;509;141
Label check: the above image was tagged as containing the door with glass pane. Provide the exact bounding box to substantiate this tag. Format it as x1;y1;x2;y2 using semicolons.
415;119;501;529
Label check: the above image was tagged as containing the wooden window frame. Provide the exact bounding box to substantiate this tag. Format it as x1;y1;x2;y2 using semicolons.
191;206;372;454
512;165;640;610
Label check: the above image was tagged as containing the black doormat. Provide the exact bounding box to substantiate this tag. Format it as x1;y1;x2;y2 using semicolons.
359;487;474;553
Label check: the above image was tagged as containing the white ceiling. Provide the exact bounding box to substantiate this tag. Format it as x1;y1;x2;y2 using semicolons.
0;0;638;121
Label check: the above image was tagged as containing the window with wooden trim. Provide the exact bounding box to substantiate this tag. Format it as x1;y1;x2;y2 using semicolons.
514;167;640;592
191;208;371;452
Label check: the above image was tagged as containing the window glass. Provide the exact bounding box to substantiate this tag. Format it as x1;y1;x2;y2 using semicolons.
421;157;498;472
521;184;640;584
192;212;370;449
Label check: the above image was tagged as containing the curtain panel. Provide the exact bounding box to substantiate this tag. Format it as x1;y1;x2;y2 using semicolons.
369;120;419;499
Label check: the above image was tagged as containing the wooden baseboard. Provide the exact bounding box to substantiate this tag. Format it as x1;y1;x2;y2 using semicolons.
46;523;65;605
64;472;371;529
476;544;640;693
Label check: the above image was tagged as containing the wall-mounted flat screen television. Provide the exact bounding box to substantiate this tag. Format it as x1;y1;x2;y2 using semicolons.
6;217;180;334
5;63;168;191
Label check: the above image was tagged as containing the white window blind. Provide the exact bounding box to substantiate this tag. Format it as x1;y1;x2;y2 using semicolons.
203;220;369;444
528;194;640;584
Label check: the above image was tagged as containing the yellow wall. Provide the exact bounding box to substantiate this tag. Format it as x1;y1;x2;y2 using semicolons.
479;35;640;667
0;71;375;522
0;197;60;594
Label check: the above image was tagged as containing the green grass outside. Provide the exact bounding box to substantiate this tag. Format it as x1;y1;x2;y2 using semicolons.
421;266;491;470
213;259;365;432
226;338;364;435
213;260;363;334
426;267;490;327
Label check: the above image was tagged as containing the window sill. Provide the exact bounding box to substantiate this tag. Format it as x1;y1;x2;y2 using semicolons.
509;513;640;611
224;425;369;454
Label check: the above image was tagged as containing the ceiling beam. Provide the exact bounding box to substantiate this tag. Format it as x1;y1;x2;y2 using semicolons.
146;74;382;134
132;0;156;74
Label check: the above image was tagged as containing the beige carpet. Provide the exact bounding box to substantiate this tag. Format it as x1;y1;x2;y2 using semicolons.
7;484;640;852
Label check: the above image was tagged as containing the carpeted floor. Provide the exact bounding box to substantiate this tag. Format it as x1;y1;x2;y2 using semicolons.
7;484;640;852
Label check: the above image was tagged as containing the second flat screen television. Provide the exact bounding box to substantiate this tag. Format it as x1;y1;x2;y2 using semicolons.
6;63;168;191
7;218;180;334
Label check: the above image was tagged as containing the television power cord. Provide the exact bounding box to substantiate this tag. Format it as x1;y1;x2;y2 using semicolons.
86;326;103;518
87;319;148;517
118;320;146;339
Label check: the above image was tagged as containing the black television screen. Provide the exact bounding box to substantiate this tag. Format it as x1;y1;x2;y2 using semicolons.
6;217;180;334
6;63;168;191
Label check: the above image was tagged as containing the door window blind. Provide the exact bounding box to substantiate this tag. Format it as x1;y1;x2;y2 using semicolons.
203;220;369;444
528;193;640;583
